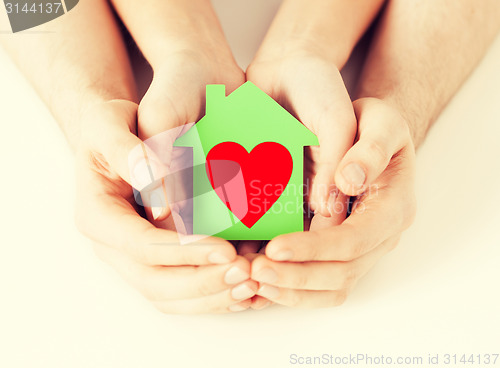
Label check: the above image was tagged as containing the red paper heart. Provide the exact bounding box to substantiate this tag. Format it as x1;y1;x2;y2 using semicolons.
206;142;293;228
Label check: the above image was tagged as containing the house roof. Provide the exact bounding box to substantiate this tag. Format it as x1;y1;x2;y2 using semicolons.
174;82;318;152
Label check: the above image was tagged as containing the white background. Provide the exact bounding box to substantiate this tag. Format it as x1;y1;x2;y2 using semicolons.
1;1;499;367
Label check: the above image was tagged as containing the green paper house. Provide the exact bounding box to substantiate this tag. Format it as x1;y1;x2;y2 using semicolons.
174;81;318;240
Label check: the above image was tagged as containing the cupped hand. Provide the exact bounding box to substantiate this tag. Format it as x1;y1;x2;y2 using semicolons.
243;49;357;309
75;99;256;314
251;98;417;308
246;51;357;220
137;48;245;222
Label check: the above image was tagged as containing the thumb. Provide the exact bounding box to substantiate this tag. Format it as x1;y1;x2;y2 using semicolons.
291;81;357;218
83;100;170;217
250;64;357;218
135;75;201;223
335;98;411;196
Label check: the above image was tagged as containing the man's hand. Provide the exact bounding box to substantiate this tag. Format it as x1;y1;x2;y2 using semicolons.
75;100;257;313
251;98;417;308
244;0;387;220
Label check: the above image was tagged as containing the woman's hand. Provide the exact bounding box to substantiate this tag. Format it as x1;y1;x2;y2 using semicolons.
136;48;245;224
247;52;356;221
251;98;417;308
75;100;257;314
109;0;246;222
244;42;358;310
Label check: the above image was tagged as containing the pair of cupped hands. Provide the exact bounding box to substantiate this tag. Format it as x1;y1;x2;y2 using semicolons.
75;46;417;314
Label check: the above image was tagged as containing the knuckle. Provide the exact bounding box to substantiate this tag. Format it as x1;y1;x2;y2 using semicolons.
245;63;260;80
343;227;370;260
128;240;150;265
136;269;163;301
345;241;364;261
195;275;220;297
153;302;175;315
389;108;411;138
91;242;106;261
339;263;358;289
365;139;389;167
334;290;349;306
137;95;157;123
288;291;303;308
74;210;91;239
395;115;410;137
309;233;323;260
293;271;310;290
402;195;418;229
132;228;172;266
387;237;400;252
173;248;193;266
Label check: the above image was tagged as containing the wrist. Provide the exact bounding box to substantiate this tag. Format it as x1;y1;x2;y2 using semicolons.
253;22;351;70
379;96;428;149
121;1;235;72
360;95;425;149
149;40;239;77
254;0;385;70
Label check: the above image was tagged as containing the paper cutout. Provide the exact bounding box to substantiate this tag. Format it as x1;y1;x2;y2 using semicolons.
174;82;318;240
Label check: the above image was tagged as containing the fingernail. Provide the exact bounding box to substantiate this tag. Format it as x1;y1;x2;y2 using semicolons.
150;191;165;220
327;189;339;217
229;303;248;312
258;301;272;310
253;268;278;284
133;159;155;188
271;250;293;261
231;284;255;300
151;206;163;220
258;284;280;299
342;163;366;186
208;252;232;264
224;266;249;285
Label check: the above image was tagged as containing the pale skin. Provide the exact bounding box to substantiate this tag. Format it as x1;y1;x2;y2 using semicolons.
1;0;499;313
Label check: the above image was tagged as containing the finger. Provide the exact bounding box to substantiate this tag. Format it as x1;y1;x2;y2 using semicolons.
265;188;407;262
335;98;411;196
248;62;356;219
139;73;202;222
266;141;415;263
137;73;199;141
76;162;237;266
94;243;255;300
310;192;350;229
82;100;171;222
243;253;260;262
286;66;356;218
257;284;348;309
252;236;400;291
152;288;255;314
237;241;262;256
83;100;169;191
137;66;244;142
250;295;273;310
252;255;355;291
137;76;201;223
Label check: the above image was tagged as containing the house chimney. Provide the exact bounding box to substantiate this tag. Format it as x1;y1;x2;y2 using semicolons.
206;85;226;116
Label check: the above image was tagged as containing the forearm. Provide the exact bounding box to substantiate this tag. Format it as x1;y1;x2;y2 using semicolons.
356;0;500;147
110;0;236;70
254;0;386;67
0;0;136;149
